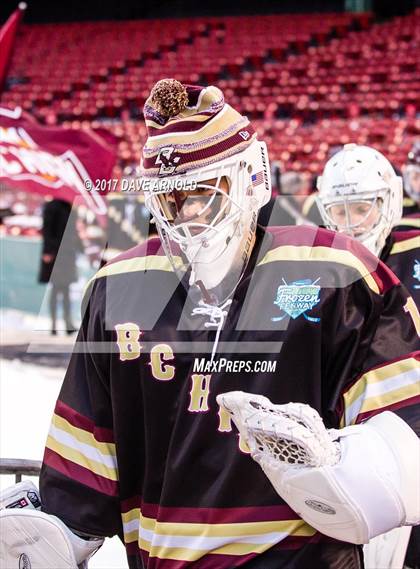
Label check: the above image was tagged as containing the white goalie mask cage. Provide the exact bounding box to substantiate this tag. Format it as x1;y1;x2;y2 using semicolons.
143;139;271;295
316;144;403;256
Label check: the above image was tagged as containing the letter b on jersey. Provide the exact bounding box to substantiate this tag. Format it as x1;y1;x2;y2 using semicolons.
115;323;142;361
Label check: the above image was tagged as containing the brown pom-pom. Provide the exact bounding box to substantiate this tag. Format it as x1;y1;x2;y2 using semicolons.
150;79;189;118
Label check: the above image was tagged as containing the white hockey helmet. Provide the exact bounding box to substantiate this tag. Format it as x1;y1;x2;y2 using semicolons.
316;144;403;256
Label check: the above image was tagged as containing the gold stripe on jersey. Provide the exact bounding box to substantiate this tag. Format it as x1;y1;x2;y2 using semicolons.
342;356;419;404
46;429;118;481
390;236;420;255
257;245;380;294
121;508;316;560
140;541;267;561
83;254;183;296
403;197;416;207
347;383;418;424
123;516;313;539
398;217;420;228
340;356;420;427
142;522;314;561
96;255;180;278
122;507;140;524
52;414;116;457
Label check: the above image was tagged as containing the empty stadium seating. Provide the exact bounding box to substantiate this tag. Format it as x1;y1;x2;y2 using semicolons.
1;9;419;176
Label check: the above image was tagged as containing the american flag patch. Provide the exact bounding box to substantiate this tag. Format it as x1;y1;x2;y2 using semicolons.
252;171;264;186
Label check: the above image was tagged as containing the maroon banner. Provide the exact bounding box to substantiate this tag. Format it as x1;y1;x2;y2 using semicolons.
0;3;26;93
0;106;118;224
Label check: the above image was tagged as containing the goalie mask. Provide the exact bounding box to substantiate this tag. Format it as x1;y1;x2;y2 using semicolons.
316;144;403;256
140;79;271;300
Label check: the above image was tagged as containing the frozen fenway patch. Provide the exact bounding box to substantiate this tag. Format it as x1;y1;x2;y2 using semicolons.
272;278;321;322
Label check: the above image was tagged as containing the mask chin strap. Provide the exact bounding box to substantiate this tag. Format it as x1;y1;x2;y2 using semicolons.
191;297;233;363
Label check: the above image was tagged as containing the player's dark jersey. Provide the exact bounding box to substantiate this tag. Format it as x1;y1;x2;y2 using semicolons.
40;225;419;569
388;230;420;569
394;212;420;232
405;525;420;569
381;230;420;308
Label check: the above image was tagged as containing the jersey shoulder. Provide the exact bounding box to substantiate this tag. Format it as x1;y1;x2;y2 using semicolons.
387;231;420;300
82;237;175;307
105;237;163;265
94;237;173;280
263;225;399;296
394;212;420;231
389;230;420;257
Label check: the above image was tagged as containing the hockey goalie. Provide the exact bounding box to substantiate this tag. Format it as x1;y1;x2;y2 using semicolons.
1;78;419;569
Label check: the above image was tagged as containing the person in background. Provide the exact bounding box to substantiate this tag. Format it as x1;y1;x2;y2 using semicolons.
316;142;420;569
38;197;83;335
397;141;420;232
317;143;419;307
270;159;282;195
102;191;157;265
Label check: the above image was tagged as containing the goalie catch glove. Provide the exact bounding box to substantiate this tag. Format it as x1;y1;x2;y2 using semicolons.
0;481;104;569
216;391;420;545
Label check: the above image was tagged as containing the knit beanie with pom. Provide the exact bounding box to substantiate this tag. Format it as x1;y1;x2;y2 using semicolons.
140;78;256;178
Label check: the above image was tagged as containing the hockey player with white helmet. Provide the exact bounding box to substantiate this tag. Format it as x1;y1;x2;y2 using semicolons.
316;142;419;308
316;142;420;568
1;81;418;569
316;143;403;257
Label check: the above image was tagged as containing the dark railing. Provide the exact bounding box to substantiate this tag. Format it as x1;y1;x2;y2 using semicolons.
0;458;42;483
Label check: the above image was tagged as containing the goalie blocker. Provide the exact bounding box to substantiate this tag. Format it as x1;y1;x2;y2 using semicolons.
217;391;420;545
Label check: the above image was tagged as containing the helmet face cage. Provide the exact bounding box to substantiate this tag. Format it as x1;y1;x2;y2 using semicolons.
145;163;242;247
143;140;270;256
318;190;388;239
142;140;271;297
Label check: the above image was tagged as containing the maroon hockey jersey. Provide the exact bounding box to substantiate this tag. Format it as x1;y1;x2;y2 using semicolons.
395;212;420;232
40;225;420;569
382;230;420;308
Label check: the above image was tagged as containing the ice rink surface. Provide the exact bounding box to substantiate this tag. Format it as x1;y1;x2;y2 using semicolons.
0;357;127;568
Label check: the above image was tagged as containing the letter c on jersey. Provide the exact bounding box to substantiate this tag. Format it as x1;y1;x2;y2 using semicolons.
150;344;175;381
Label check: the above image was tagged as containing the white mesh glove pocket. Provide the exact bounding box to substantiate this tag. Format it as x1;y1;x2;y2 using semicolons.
217;391;419;544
